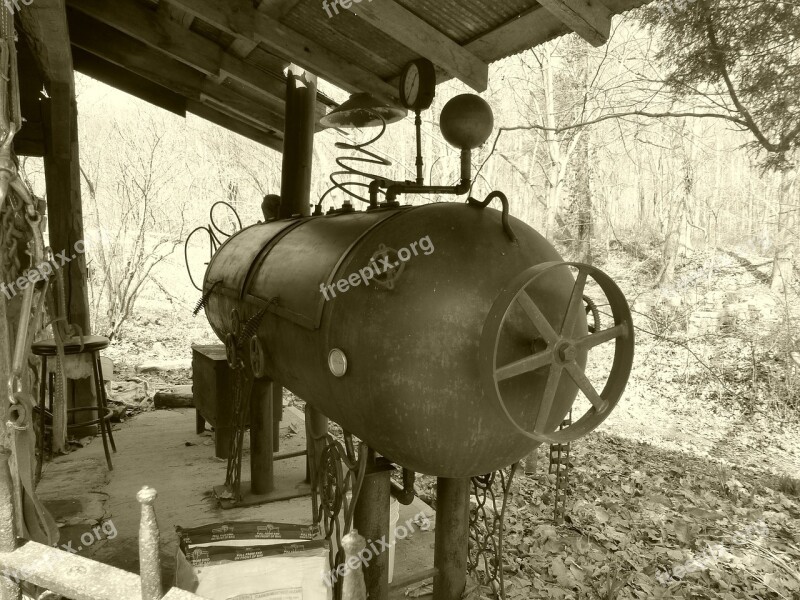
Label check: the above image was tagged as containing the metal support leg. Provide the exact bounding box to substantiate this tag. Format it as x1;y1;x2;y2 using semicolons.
36;356;47;484
306;407;328;485
433;477;471;600
353;457;393;600
250;379;274;495
196;411;206;434
272;384;282;453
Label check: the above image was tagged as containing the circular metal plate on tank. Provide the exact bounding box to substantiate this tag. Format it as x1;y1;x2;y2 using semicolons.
328;348;348;377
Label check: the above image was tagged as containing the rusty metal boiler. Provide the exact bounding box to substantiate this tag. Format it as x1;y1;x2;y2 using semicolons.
202;198;634;479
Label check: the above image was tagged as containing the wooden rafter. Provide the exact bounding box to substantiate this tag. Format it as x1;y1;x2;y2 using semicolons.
536;0;612;47
71;47;187;117
162;0;399;103
342;0;489;92
187;101;283;151
66;0;286;115
66;10;285;137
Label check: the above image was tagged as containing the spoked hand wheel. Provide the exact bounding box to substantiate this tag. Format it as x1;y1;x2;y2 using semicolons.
480;261;634;443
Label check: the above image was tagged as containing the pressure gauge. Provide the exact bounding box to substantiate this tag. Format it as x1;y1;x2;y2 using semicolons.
328;348;348;377
399;58;436;111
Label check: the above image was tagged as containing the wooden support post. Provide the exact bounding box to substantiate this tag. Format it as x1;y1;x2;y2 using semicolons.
41;82;94;429
0;449;20;600
250;378;273;495
433;478;471;600
41;83;90;332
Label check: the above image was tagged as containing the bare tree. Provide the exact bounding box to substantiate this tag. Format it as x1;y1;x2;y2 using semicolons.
80;113;188;340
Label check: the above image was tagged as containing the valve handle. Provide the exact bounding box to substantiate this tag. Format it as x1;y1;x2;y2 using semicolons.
480;261;634;443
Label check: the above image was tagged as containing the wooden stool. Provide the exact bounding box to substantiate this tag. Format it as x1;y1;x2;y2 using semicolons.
32;335;116;477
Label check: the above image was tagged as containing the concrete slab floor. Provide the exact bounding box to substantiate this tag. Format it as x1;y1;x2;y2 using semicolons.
34;407;437;598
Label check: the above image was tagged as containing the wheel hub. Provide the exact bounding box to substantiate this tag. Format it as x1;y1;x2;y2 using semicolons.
555;340;577;363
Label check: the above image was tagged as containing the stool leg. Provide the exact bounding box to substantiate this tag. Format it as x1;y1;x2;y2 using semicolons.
95;356;116;453
90;355;113;471
48;371;54;451
36;356;47;484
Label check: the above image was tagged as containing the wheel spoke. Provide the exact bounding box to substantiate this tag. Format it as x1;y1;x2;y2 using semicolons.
575;323;628;351
495;350;554;382
534;364;563;434
517;292;559;344
565;363;607;412
560;270;588;335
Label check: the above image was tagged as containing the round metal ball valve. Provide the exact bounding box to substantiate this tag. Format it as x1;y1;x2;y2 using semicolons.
440;94;494;150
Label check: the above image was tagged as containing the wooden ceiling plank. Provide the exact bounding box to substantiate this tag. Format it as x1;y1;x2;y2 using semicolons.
67;0;286;113
342;0;489;92
187;100;284;152
536;0;612;46
465;7;568;64
66;10;285;135
256;0;303;19
162;0;399;103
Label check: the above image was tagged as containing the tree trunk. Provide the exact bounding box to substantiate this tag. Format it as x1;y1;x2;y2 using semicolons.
771;167;797;292
657;194;685;287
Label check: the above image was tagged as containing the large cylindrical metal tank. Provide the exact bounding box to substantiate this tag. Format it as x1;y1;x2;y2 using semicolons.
204;202;589;478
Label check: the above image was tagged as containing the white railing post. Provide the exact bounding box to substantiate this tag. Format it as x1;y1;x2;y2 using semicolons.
137;486;162;600
0;448;20;600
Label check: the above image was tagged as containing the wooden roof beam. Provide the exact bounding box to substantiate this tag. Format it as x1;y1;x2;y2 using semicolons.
187;101;283;152
71;47;187;117
66;0;286;115
66;10;285;138
17;0;74;86
343;0;488;92
162;0;400;103
536;0;612;46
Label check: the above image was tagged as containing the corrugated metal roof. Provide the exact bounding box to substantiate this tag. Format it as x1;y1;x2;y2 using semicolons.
393;0;538;43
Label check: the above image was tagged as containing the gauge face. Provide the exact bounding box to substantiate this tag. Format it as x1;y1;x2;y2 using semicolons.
399;59;435;111
328;348;348;377
402;64;420;107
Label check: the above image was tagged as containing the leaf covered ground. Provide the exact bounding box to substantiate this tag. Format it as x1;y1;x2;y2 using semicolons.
489;433;800;600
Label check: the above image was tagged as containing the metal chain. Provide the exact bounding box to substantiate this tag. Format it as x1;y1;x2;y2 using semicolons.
549;410;573;524
467;463;519;600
